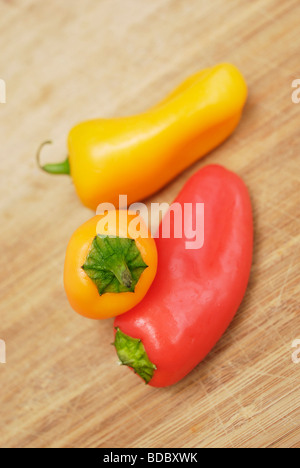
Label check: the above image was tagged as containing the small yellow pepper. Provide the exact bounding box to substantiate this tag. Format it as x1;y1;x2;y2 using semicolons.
64;211;158;320
39;63;247;209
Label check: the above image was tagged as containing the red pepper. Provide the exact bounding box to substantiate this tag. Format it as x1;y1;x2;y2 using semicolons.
113;165;253;387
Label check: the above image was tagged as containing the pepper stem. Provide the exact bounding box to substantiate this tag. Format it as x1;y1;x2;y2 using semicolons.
109;261;133;289
113;327;157;384
81;236;148;296
36;141;70;175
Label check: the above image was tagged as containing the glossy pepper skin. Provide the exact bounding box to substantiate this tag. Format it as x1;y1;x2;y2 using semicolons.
114;165;253;387
41;64;247;209
64;212;157;320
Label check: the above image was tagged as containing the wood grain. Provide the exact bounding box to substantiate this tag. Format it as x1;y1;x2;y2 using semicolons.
0;0;299;448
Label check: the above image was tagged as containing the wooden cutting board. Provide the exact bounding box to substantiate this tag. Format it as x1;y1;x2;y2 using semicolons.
0;0;299;448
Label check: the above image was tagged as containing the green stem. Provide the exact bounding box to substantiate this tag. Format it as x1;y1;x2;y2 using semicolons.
82;235;148;296
109;261;133;289
36;141;70;175
113;328;157;384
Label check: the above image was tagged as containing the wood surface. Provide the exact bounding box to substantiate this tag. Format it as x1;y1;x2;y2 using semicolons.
0;0;299;448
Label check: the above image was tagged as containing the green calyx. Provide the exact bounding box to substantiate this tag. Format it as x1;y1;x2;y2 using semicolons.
82;235;148;295
113;328;157;384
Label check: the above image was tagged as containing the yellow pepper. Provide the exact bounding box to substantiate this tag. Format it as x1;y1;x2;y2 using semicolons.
64;211;158;319
39;63;247;210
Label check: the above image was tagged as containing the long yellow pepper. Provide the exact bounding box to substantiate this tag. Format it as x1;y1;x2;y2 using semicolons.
39;63;247;209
